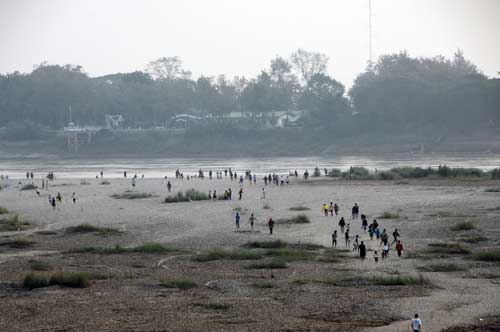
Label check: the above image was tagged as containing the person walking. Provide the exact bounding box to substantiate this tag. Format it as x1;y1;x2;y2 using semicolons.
167;181;172;193
411;314;422;332
359;241;366;260
391;228;401;245
249;214;257;230
239;188;243;200
332;230;337;247
72;192;76;204
268;218;274;234
334;203;339;216
235;212;240;229
395;240;404;257
339;217;346;233
344;229;350;247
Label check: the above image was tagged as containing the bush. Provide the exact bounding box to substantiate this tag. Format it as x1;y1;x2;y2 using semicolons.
0;214;31;232
276;214;310;224
65;224;121;235
470;250;500;262
391;167;433;178
378;212;400;219
251;281;275;289
417;264;467;272
263;203;271;209
327;168;342;177
71;243;176;254
265;248;315;262
377;171;400;180
164;189;209;203
243;240;287;249
0;238;34;249
289;205;311;211
49;271;92;288
111;192;155;199
0;207;8;214
342;167;373;180
23;273;49;289
131;243;177;253
491;168;500;179
160;279;197;289
450;221;475;231
366;274;430;286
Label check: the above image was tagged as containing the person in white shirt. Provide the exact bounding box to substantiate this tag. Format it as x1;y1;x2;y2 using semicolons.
411;313;422;332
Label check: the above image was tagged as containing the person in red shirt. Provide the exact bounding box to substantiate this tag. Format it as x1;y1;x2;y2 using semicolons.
395;240;403;257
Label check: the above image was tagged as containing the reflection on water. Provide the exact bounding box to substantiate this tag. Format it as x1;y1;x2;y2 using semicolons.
0;154;499;179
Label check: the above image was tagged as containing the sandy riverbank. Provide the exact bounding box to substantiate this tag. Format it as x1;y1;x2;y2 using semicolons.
0;176;499;331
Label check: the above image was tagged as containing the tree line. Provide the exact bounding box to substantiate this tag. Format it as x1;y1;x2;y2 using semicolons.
0;49;498;140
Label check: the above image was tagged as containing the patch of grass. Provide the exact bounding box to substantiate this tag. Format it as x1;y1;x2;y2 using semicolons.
244;259;288;269
164;189;209;203
263;203;271;209
251;281;275;289
35;230;58;235
65;224;121;236
80;180;91;185
0;214;31;232
378;211;400;219
458;236;488;243
316;249;344;263
417;264;467;272
70;243;176;254
29;260;53;271
302;274;430;287
487;206;500;211
243;240;287;249
276;214;310;224
132;243;177;253
450;221;476;231
192;248;263;262
49;271;92;288
265;248;315;262
111;192;155;199
289;205;311;211
0;238;34;249
20;183;37;190
160;278;197;289
485;188;500;193
0;207;8;214
426;242;471;255
470;250;500;262
23;273;49;289
366;274;430;286
100;180;111;185
195;302;230;310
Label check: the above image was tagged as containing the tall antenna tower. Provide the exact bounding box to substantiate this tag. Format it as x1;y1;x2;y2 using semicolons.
369;0;373;63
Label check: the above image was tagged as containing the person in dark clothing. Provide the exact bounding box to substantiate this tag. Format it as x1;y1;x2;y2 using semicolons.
352;203;359;219
391;229;401;245
339;217;346;233
167;181;172;193
359;241;366;259
268;218;275;234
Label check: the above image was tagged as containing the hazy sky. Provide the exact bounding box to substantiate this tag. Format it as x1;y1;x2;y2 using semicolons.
0;0;499;86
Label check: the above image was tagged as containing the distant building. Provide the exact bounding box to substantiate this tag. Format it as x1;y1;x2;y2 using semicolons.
105;115;124;129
